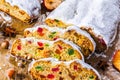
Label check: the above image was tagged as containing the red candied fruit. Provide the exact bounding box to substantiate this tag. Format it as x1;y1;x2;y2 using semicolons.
37;27;43;33
37;28;44;36
47;74;55;79
37;42;43;47
53;37;58;40
74;65;78;70
58;45;62;50
17;45;21;50
52;67;59;72
50;20;54;23
55;49;61;54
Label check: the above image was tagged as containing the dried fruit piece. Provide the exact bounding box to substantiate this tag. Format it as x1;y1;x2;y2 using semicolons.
37;42;43;47
37;28;44;36
53;54;60;59
49;32;57;38
40;75;46;78
55;49;61;54
37;28;43;33
17;45;21;50
89;75;94;80
68;49;74;55
45;43;49;47
112;50;120;71
53;37;58;40
47;74;55;79
74;65;78;70
35;66;44;71
43;0;63;10
52;67;59;72
49;34;54;38
58;45;62;50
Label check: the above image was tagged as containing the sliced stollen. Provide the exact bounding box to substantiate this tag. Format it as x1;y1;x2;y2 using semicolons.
0;0;41;23
10;37;84;61
45;0;92;28
71;0;120;52
45;0;120;52
24;25;96;57
28;58;101;80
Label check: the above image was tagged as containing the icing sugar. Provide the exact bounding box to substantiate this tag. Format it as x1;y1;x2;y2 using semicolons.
46;0;79;23
47;0;120;46
74;0;120;46
0;11;12;22
5;0;41;18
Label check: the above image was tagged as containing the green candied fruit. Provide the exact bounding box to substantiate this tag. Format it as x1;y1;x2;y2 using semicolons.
49;35;53;38
45;44;49;47
49;32;56;38
54;19;59;22
51;32;56;34
17;53;21;56
68;49;74;55
35;66;44;71
89;75;94;80
53;54;60;60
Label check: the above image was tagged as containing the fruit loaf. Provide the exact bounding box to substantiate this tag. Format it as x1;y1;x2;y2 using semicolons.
45;0;120;52
29;58;101;80
24;25;96;57
11;37;84;61
0;0;41;23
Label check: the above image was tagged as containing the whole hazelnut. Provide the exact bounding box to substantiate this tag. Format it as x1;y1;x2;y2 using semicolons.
7;68;15;79
1;40;9;49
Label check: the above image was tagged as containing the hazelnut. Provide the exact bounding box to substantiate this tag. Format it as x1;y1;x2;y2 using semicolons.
7;68;15;78
1;40;9;49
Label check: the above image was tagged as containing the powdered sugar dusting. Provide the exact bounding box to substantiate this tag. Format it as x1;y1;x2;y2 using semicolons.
5;0;41;18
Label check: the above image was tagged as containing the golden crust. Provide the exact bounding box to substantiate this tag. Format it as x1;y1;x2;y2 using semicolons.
0;0;31;22
45;19;71;28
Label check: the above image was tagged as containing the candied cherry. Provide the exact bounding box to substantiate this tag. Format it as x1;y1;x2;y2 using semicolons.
58;45;62;50
37;28;44;36
53;37;58;40
55;49;61;54
47;74;55;79
52;67;59;72
74;65;78;70
17;45;21;50
37;27;43;33
37;42;43;47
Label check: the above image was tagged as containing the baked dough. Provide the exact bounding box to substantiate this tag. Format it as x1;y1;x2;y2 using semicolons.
0;0;41;23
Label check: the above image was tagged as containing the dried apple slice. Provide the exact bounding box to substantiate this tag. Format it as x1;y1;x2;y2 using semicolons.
43;0;63;10
112;50;120;71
